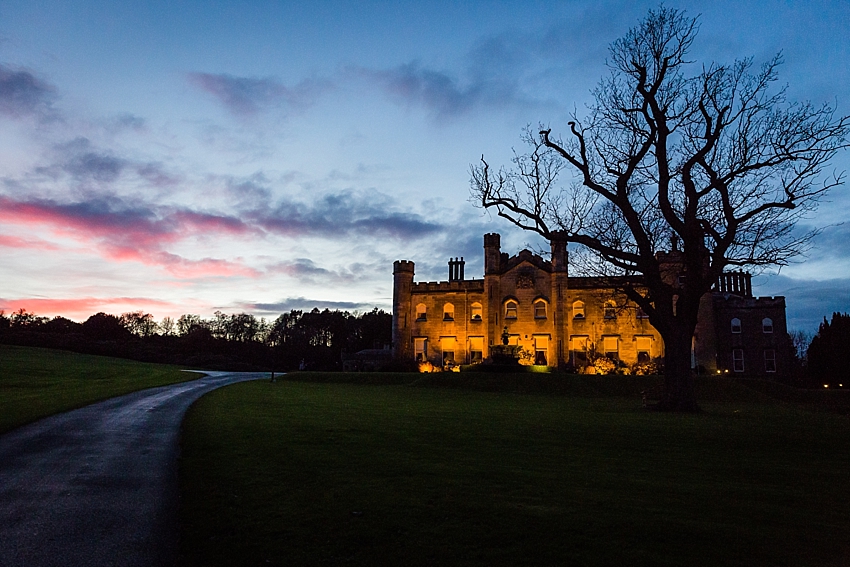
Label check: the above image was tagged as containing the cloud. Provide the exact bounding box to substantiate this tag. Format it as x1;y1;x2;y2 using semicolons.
253;189;443;239
0;296;181;321
357;61;521;119
246;297;378;315
754;274;850;333
0;195;258;277
187;72;332;117
0;63;56;119
0;233;61;251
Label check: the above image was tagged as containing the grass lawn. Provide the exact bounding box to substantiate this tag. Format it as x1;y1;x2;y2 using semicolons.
0;344;199;434
178;374;850;567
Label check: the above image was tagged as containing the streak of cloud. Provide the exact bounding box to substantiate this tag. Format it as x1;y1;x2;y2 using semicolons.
254;190;443;239
246;297;376;314
0;63;56;119
187;72;333;117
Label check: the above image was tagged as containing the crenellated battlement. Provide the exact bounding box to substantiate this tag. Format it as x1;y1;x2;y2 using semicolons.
411;279;485;293
393;260;415;274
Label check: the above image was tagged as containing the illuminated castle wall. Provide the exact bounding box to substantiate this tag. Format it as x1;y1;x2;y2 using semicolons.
393;233;790;376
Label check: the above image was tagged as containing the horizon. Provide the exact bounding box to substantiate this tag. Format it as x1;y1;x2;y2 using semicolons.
1;0;848;334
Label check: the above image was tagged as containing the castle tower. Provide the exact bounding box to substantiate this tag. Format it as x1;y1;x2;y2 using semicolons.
484;233;501;274
550;231;569;367
483;234;502;353
392;260;415;359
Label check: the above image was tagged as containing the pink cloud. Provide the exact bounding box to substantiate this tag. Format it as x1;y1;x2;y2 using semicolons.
0;296;185;321
0;196;260;278
0;233;61;250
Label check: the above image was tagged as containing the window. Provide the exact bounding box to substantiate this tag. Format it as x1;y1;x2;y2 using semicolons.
762;318;773;334
414;337;427;361
732;349;744;372
440;337;456;366
572;300;585;319
470;302;482;321
636;336;652;363
443;303;454;321
603;336;619;361
636;306;650;319
731;318;742;334
764;349;776;373
534;335;548;365
505;300;518;319
604;300;617;319
469;336;484;362
534;300;547;319
570;335;588;367
415;303;427;321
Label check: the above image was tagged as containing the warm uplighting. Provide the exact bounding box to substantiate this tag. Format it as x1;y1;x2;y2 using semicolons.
418;361;437;373
823;384;829;388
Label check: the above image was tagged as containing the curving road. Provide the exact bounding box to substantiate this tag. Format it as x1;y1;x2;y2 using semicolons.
0;371;266;567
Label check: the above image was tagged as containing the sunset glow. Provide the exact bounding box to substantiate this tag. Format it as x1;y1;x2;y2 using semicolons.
1;1;848;329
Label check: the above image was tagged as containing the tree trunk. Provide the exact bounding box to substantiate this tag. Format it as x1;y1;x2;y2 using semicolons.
656;330;699;412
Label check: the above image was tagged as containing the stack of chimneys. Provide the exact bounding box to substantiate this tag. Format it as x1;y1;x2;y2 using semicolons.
448;257;465;281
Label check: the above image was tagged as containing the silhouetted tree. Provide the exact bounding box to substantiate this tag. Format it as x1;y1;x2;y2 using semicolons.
120;311;157;337
471;7;849;411
807;313;850;386
82;313;133;341
176;314;204;336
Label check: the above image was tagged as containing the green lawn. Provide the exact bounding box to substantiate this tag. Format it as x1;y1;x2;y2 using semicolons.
178;375;850;567
0;344;199;434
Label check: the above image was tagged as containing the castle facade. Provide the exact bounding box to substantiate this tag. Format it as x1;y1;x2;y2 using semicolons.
392;233;790;376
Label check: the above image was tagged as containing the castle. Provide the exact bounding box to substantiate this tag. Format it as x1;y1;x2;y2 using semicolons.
392;233;790;376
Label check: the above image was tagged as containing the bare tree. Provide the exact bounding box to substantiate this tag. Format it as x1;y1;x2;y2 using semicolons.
470;7;848;410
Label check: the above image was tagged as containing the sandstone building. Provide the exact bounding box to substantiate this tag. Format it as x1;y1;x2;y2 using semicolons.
392;233;790;376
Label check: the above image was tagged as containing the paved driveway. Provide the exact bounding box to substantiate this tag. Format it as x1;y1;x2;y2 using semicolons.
0;371;266;567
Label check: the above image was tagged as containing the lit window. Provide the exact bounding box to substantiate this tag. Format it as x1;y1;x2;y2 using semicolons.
636;336;652;363
534;335;548;365
764;349;776;373
603;336;619;360
762;318;773;334
441;337;456;366
470;302;482;321
414;338;427;361
604;301;617;319
443;303;454;321
534;300;547;319
415;304;427;321
570;335;588;367
505;301;518;319
573;301;585;319
469;336;484;362
732;349;744;372
731;318;742;334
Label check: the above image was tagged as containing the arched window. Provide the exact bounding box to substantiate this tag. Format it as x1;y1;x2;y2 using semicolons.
505;300;518;319
572;300;585;319
534;299;547;319
762;318;773;334
415;303;427;321
470;302;482;321
443;303;454;321
731;318;742;334
604;300;617;319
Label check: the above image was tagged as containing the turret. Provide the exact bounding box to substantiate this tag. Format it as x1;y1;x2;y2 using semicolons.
392;261;415;359
550;231;568;273
484;233;501;274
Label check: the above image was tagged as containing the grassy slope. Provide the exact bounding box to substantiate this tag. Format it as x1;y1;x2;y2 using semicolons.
178;376;850;567
0;344;199;434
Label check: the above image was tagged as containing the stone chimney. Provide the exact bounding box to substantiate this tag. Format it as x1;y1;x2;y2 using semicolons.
448;257;465;281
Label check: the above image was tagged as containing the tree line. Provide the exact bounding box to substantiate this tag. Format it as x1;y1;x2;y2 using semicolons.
0;307;392;372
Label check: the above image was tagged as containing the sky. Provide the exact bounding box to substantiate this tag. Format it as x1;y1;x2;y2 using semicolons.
0;0;848;334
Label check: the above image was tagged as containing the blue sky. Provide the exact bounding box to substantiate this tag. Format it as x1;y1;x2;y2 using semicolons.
0;0;848;333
